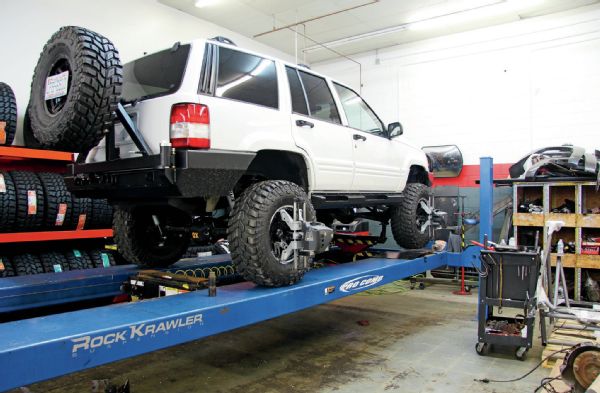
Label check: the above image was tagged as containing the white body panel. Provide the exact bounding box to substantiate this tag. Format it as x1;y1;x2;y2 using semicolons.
290;113;355;191
88;38;429;195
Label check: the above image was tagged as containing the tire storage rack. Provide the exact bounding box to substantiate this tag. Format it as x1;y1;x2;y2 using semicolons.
509;179;600;301
0;146;115;279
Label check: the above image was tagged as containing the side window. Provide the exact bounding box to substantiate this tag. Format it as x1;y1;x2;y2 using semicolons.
298;71;341;124
215;47;278;109
334;83;384;135
285;66;309;115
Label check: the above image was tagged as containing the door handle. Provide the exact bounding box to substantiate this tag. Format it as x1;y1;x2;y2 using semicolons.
296;119;314;128
353;134;367;141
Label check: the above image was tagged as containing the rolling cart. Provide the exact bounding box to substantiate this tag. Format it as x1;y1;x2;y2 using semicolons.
476;249;541;360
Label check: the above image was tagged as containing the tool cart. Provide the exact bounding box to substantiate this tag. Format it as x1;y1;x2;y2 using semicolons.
476;249;541;360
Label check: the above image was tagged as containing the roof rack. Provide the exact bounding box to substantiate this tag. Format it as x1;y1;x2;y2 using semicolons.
210;36;236;46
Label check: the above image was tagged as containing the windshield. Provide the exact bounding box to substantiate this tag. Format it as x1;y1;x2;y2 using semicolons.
121;44;190;102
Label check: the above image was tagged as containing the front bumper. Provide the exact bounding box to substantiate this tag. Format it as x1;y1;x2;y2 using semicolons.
67;149;256;200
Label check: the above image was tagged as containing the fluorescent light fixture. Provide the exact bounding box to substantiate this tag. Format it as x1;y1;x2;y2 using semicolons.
303;25;407;53
194;0;218;8
408;0;545;31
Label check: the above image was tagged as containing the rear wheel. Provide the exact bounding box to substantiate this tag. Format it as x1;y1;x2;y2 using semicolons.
390;183;432;249
113;206;191;267
228;180;315;287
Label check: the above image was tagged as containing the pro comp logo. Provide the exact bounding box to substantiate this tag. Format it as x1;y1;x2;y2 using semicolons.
340;275;384;292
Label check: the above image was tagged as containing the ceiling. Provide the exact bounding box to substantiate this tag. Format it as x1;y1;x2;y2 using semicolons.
159;0;600;63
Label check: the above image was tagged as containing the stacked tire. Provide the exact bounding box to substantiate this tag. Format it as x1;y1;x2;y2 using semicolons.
0;82;17;146
0;171;16;231
0;255;15;277
39;251;70;273
0;26;122;279
12;254;45;276
9;171;45;231
0;248;117;277
0;170;112;232
38;172;71;228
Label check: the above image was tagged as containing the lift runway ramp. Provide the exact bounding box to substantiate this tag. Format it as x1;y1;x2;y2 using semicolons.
0;248;479;391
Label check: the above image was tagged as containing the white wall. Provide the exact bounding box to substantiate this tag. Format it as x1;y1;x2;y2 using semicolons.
313;4;600;165
0;0;294;144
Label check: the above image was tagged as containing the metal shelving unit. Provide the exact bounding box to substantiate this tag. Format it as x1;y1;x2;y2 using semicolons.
0;146;112;243
512;180;600;301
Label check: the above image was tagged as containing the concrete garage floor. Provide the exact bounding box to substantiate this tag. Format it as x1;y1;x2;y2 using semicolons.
15;284;548;393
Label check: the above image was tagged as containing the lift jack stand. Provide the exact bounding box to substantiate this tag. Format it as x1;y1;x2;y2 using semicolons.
452;266;472;296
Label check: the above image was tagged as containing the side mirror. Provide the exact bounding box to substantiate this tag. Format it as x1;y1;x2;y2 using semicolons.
388;122;403;138
421;145;464;178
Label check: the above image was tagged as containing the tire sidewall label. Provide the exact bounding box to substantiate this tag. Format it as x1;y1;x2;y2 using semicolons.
27;190;37;215
45;70;69;100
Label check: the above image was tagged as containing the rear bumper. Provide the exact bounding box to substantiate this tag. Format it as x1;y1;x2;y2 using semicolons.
67;149;255;200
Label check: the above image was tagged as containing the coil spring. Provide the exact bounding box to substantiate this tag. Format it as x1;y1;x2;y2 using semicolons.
170;264;236;278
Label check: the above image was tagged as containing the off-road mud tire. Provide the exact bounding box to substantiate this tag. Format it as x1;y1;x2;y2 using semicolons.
228;180;315;287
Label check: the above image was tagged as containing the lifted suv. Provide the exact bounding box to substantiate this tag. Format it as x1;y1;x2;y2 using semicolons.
69;38;433;287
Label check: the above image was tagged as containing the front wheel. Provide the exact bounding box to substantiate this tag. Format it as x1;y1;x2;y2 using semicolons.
228;180;315;287
113;206;191;267
390;183;432;249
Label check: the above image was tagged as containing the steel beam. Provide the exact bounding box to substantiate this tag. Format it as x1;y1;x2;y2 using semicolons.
479;157;494;244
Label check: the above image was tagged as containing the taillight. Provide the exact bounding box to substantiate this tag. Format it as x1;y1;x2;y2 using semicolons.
170;103;210;149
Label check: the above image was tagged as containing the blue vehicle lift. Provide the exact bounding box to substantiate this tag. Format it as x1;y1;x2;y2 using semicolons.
0;158;495;392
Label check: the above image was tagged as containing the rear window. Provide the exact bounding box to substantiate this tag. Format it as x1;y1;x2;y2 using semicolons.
121;44;190;102
216;47;278;109
298;71;341;124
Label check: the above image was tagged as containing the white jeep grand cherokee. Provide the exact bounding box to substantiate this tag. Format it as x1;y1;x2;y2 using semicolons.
71;37;433;287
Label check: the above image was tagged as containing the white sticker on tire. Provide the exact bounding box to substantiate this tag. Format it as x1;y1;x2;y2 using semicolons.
0;121;6;144
0;174;5;193
27;190;37;215
55;203;67;226
45;71;69;100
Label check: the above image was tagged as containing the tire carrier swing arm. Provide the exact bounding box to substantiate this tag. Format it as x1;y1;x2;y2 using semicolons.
114;103;151;157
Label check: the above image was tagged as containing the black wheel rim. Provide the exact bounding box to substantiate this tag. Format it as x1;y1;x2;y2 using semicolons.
270;205;294;264
45;58;72;115
416;198;430;233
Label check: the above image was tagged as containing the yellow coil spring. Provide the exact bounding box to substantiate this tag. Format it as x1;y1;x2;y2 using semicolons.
170;264;236;278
